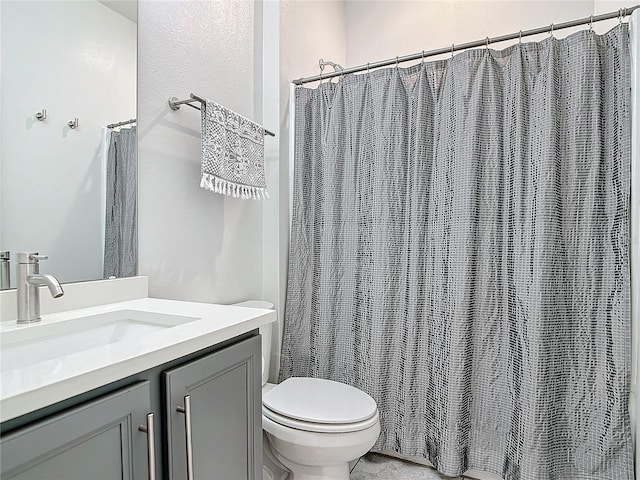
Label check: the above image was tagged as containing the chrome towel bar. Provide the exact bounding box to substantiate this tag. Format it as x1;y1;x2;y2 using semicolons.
168;93;275;137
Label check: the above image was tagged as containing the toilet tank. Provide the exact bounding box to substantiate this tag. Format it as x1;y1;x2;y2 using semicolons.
231;300;273;386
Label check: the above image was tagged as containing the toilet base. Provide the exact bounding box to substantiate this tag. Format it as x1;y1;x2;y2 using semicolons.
271;447;350;480
262;409;380;480
263;432;292;480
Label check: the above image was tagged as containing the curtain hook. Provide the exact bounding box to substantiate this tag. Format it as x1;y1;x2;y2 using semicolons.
395;56;399;68
518;30;522;44
366;62;371;75
589;15;594;31
421;50;426;64
549;23;554;38
618;8;623;24
485;37;490;50
451;44;455;59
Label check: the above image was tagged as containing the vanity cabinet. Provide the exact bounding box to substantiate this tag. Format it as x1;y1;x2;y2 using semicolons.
0;333;261;480
0;381;153;480
164;334;262;480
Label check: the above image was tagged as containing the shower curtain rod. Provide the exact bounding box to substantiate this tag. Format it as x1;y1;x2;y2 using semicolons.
168;93;276;137
292;5;640;85
107;118;136;129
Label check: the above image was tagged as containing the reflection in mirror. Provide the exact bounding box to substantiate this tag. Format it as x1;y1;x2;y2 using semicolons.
0;0;137;289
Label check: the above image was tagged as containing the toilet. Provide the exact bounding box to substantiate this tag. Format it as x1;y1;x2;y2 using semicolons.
232;301;381;480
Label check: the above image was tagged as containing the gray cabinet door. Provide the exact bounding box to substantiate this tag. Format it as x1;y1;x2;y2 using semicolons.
164;335;262;480
1;381;152;480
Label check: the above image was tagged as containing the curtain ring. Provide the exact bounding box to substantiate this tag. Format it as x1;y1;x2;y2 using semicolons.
366;62;371;75
395;56;399;68
549;23;554;37
618;8;623;24
518;30;522;44
451;44;455;59
485;37;490;50
589;15;594;31
421;50;425;63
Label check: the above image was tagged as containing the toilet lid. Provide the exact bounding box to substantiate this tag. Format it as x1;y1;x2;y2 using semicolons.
262;377;378;425
263;405;380;433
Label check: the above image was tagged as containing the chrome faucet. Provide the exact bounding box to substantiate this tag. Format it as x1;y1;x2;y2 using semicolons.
17;252;64;324
0;251;10;290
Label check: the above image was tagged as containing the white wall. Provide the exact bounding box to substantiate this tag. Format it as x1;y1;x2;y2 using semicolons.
0;0;135;286
137;0;264;304
345;1;595;67
595;0;635;16
135;0;346;378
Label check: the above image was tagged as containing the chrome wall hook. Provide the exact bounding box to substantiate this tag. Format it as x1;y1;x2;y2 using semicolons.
67;118;78;129
35;109;47;121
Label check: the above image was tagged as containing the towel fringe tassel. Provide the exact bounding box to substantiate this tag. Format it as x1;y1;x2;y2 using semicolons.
200;173;270;200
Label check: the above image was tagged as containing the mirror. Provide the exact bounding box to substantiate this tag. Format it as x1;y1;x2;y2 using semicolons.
0;0;137;289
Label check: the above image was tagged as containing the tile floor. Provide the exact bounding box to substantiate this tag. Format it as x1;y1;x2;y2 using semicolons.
351;453;466;480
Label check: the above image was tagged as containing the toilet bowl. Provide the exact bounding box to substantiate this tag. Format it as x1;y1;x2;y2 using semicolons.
232;301;381;480
263;377;381;480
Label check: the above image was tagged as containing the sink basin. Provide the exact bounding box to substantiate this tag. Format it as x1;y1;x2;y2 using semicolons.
1;310;199;373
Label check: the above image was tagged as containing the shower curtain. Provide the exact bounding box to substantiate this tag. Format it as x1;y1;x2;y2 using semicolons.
281;25;633;480
104;126;137;278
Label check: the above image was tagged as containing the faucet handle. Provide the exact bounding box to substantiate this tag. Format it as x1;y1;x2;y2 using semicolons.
17;252;48;264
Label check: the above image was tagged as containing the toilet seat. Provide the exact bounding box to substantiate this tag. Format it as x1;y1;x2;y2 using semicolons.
262;377;379;433
262;404;379;433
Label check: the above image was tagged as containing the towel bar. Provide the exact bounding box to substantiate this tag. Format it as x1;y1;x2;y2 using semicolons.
168;93;275;137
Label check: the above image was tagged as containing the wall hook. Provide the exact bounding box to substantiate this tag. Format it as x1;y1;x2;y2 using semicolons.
35;109;47;121
68;118;78;129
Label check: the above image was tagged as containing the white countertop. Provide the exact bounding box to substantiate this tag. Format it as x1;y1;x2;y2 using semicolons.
0;298;276;423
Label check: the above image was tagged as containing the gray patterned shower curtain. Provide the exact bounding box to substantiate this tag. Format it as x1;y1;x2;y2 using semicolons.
104;126;137;278
280;25;633;480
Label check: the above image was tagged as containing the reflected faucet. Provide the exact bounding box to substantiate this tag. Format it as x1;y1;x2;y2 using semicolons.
0;251;10;290
17;252;64;324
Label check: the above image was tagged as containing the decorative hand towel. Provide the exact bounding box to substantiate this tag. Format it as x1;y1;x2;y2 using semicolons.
200;99;269;200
